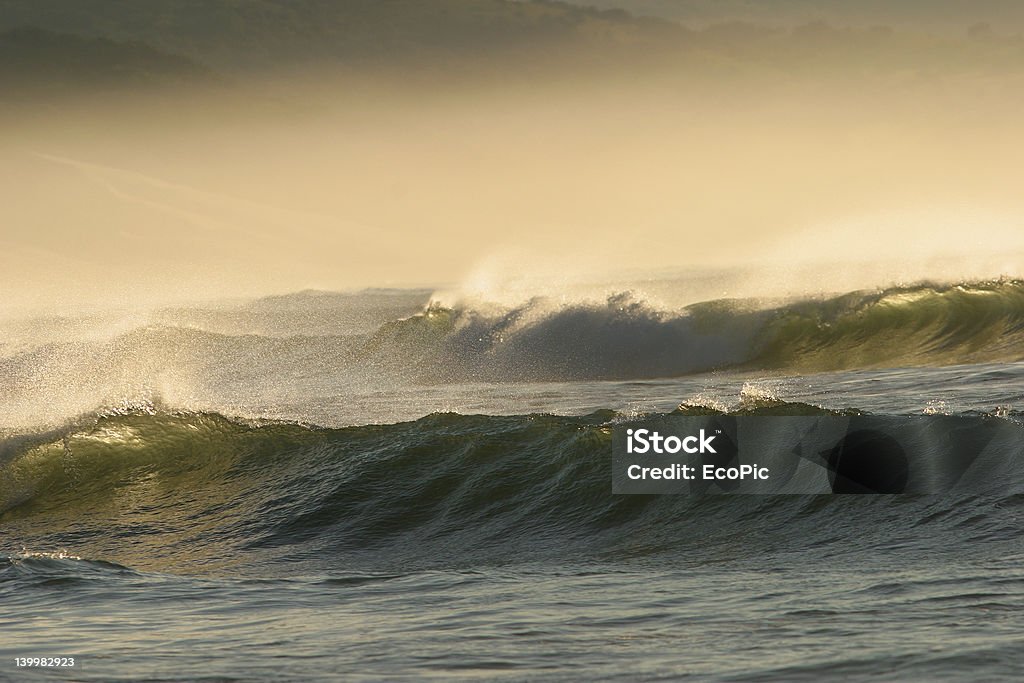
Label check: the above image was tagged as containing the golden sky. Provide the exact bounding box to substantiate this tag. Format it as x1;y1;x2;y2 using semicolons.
3;46;1024;315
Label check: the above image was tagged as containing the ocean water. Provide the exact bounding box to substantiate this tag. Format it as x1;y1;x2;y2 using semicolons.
2;281;1024;681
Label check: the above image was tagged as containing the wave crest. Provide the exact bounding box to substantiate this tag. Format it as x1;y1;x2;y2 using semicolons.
3;408;1024;573
377;279;1024;380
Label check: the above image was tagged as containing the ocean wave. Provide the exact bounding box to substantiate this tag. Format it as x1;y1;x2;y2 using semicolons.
397;279;1024;380
425;278;1024;378
751;279;1024;372
3;408;1023;573
5;280;1024;385
2;279;1024;429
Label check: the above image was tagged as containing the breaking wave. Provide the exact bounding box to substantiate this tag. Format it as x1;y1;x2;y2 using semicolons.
377;278;1024;380
2;279;1024;429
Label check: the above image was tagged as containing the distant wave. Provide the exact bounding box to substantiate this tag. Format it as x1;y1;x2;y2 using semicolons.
373;279;1024;380
2;280;1024;429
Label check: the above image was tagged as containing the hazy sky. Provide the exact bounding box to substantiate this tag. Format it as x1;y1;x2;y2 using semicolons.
3;4;1024;315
